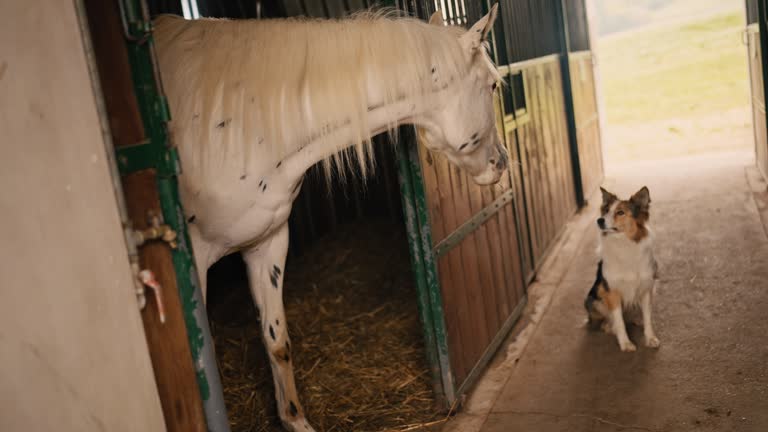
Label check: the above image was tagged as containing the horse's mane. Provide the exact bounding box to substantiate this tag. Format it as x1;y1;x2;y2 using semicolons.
153;10;474;181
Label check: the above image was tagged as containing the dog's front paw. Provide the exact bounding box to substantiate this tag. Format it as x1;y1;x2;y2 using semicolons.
645;335;661;348
619;340;637;352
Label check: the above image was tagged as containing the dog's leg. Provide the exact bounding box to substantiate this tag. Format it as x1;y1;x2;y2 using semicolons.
610;307;635;352
602;289;635;352
641;289;661;348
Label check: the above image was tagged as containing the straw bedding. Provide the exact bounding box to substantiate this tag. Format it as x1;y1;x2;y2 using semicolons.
207;220;444;432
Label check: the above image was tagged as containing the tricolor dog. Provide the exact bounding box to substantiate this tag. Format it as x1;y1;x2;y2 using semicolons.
584;186;660;352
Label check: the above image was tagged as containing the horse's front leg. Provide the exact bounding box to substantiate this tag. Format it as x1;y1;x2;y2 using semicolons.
242;224;315;432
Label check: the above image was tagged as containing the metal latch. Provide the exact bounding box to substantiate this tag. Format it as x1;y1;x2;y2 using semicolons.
131;211;178;249
135;268;167;323
129;211;176;323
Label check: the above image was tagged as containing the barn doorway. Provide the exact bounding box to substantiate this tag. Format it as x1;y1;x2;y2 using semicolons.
593;0;754;165
144;3;445;431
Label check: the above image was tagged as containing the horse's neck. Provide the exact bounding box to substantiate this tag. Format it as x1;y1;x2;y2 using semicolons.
278;86;445;185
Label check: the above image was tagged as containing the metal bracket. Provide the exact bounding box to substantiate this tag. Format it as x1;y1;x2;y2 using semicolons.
433;188;516;257
131;211;178;249
116;143;180;176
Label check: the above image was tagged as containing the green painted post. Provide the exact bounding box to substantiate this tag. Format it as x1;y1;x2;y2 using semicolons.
395;132;456;407
117;1;230;430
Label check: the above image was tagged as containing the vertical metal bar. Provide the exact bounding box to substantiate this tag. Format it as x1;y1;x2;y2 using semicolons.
395;134;454;408
555;0;586;208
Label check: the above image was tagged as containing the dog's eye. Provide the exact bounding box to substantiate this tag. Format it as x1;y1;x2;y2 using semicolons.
616;210;625;216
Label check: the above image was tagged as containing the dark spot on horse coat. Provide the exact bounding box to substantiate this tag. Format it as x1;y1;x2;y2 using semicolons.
289;401;298;417
275;319;280;326
431;67;436;73
187;215;196;223
472;139;480;147
240;174;247;180
269;325;276;340
276;161;282;168
472;132;478;139
258;180;263;187
270;265;281;288
216;119;231;128
459;142;469;151
262;183;267;192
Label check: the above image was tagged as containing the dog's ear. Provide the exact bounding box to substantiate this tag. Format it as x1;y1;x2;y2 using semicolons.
630;186;651;208
600;187;618;207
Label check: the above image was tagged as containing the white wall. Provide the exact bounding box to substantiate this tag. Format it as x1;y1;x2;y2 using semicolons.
0;1;166;430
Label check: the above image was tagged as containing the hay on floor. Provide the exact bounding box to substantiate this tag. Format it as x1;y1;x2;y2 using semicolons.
208;220;444;432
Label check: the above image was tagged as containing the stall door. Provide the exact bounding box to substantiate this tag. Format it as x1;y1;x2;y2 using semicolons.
397;0;529;405
0;1;164;430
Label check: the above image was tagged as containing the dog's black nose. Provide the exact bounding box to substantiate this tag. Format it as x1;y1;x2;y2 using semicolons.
597;218;605;229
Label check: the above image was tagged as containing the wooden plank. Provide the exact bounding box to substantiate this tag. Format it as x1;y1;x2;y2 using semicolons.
751;30;768;179
82;1;207;430
417;144;469;381
122;171;207;432
508;128;534;279
466;176;503;340
446;167;489;383
570;54;603;200
427;150;475;382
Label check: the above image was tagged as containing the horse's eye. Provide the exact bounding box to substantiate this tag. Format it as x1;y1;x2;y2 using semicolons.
491;82;497;91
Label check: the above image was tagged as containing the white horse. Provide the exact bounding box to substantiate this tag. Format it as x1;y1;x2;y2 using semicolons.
153;5;505;431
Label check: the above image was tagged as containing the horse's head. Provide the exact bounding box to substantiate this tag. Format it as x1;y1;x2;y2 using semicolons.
417;4;507;185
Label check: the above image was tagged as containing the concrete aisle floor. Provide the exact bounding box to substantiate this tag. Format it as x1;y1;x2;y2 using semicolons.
477;151;768;432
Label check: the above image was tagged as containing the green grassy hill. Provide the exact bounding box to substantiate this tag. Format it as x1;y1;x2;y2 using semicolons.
597;10;753;162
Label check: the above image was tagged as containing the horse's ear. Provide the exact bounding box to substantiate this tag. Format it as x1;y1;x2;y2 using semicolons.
461;3;499;51
429;10;443;26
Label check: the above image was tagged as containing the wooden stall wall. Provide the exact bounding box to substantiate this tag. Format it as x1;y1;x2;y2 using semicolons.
511;57;578;264
416;123;527;387
570;52;603;200
494;0;588;271
749;1;768;180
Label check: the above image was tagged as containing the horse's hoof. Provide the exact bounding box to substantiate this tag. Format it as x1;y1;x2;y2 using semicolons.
282;417;316;432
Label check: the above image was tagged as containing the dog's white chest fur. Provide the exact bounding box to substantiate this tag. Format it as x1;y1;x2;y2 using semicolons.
599;228;655;305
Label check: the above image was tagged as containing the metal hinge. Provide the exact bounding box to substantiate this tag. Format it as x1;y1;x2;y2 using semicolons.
116;143;181;176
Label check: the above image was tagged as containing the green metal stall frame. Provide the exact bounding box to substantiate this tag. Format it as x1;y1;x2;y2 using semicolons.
111;0;230;430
